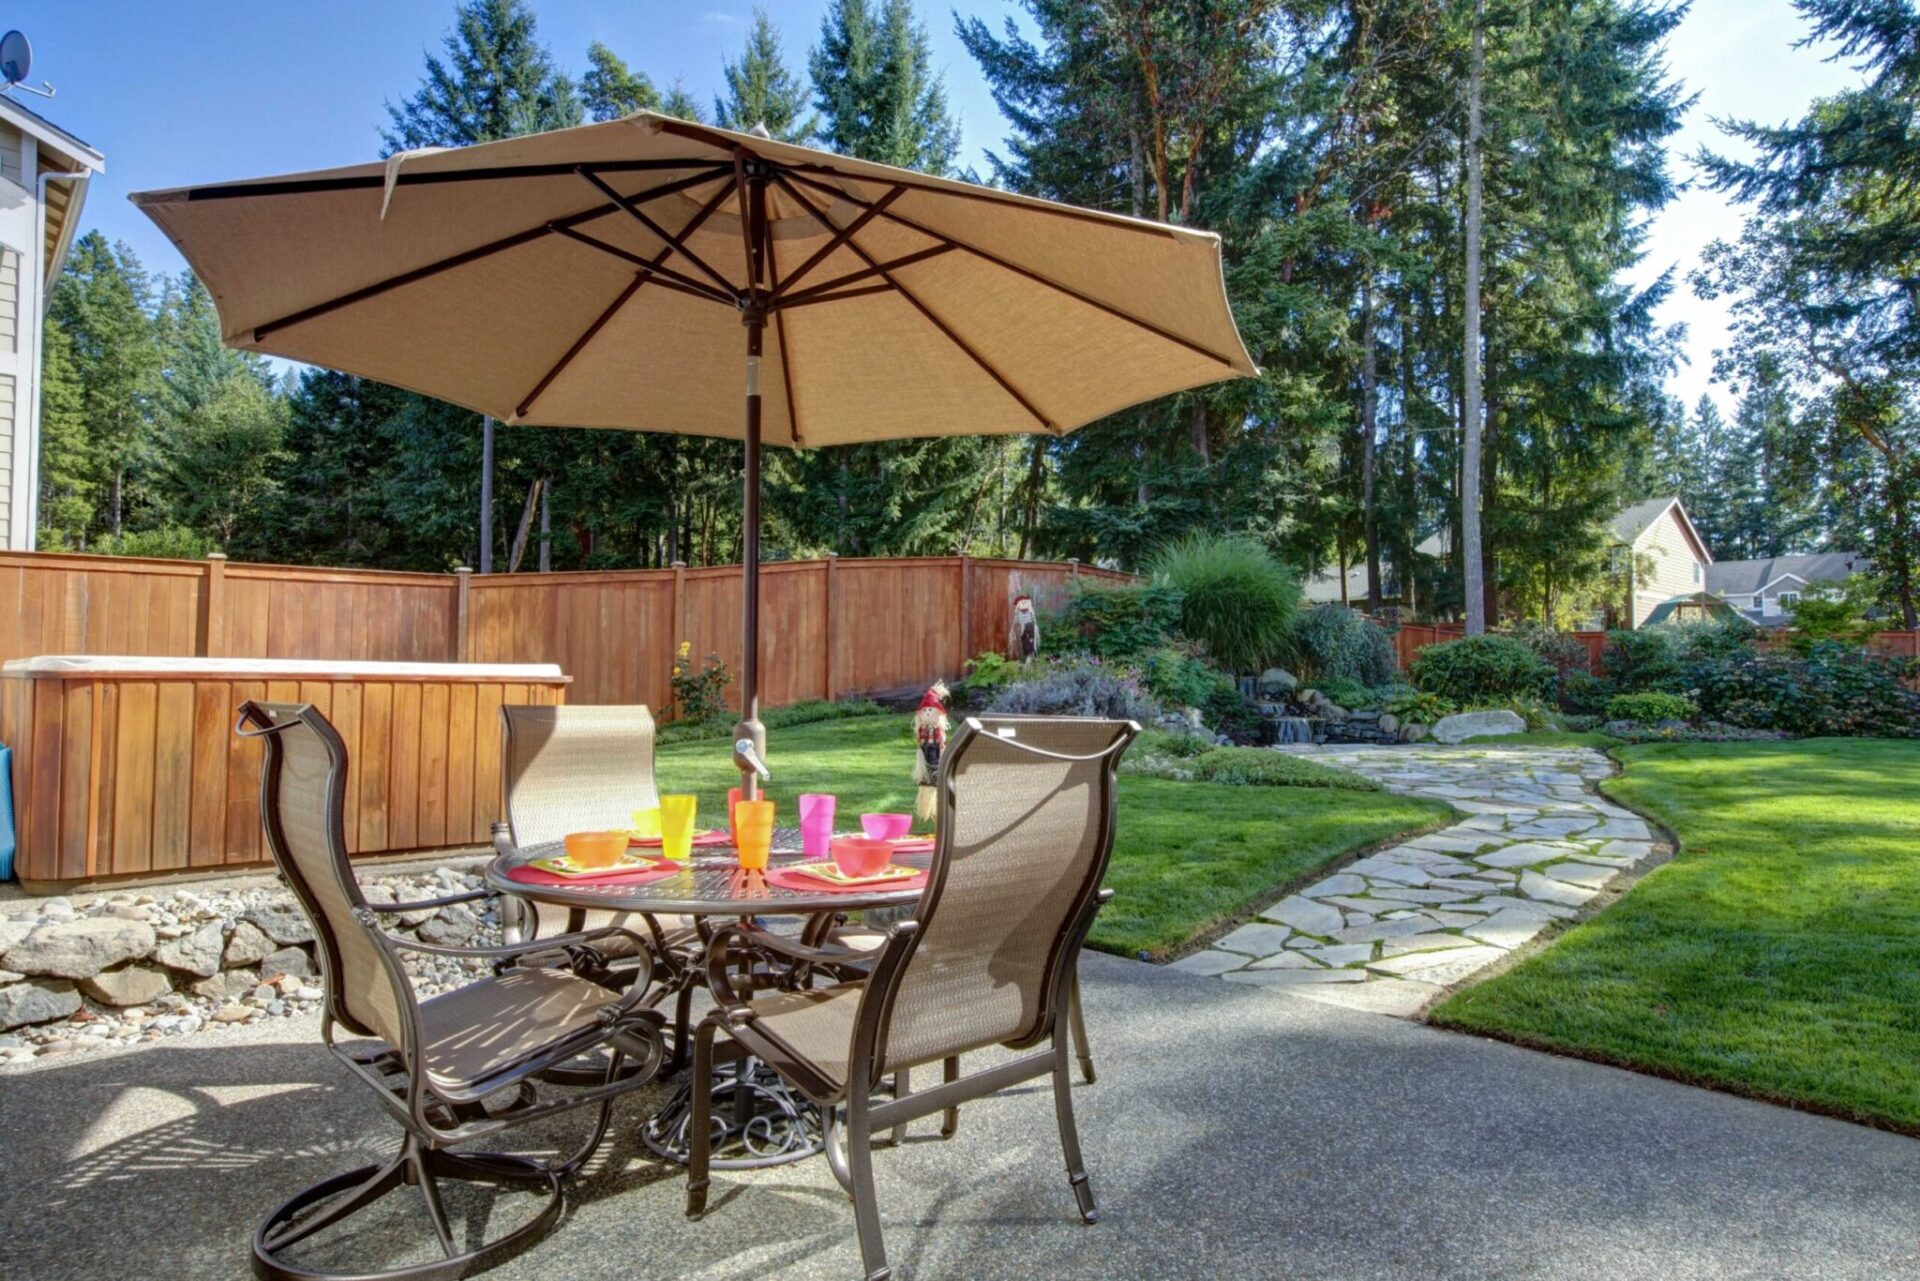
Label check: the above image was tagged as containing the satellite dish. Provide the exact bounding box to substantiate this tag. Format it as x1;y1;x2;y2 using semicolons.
0;32;29;89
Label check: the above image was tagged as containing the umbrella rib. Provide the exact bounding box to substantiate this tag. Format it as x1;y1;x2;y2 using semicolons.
247;166;730;342
773;172;1054;433
787;171;1243;370
774;244;953;309
576;167;740;299
162;159;730;202
763;210;803;447
767;185;906;301
773;282;897;311
513;178;740;421
547;225;738;306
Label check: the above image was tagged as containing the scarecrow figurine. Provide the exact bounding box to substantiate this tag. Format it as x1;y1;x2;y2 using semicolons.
1008;594;1041;664
912;681;951;823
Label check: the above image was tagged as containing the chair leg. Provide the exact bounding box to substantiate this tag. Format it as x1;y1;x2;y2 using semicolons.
884;1067;908;1147
1069;969;1096;1084
685;1019;718;1219
409;1143;457;1258
845;1081;893;1281
1051;1031;1099;1225
940;1057;961;1139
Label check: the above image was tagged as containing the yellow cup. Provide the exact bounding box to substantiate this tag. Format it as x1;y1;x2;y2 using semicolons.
630;806;662;839
659;795;698;861
733;800;775;871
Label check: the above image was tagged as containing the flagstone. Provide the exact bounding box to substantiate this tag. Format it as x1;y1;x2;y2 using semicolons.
1598;840;1655;861
1248;950;1326;970
1464;908;1552;949
1299;873;1369;899
1257;896;1344;937
1300;943;1375;967
1538;861;1618;890
1476;842;1581;869
1215;922;1297;956
1367;945;1507;980
1168;950;1248;976
1520;870;1600;906
1222;966;1368;988
1378;932;1481;957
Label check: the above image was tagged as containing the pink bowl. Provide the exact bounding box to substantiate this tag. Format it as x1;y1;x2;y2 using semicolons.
831;837;894;879
860;812;913;841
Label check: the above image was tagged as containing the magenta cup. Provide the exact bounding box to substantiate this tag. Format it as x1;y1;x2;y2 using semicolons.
798;793;837;857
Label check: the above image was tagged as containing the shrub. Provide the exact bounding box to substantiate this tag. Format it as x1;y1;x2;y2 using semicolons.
1606;691;1697;724
1057;583;1184;661
1690;642;1920;738
1132;727;1213;759
1313;676;1381;710
1202;676;1264;743
986;658;1160;722
1289;605;1399;687
1511;622;1592;677
1138;646;1218;709
1385;689;1456;724
1410;635;1553;703
669;641;731;722
1605;619;1756;693
1559;671;1611;716
1147;533;1302;673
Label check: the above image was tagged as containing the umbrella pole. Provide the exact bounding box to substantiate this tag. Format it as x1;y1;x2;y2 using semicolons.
734;306;766;801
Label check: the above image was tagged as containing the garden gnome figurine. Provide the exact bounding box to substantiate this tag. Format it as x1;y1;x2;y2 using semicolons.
912;681;951;822
1008;594;1041;664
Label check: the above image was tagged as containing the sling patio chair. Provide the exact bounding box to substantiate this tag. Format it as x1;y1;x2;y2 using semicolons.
685;714;1138;1281
496;703;704;1059
237;701;668;1281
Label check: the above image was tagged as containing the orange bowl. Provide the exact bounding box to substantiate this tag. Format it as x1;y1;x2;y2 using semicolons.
564;830;629;869
831;837;894;879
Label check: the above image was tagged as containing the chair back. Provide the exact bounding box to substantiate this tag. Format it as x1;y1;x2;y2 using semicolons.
874;715;1136;1073
501;704;661;847
238;701;413;1051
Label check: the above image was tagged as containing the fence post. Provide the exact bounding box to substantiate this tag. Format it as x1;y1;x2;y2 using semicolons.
200;553;227;657
823;554;838;702
957;553;972;672
1067;557;1080;581
453;567;472;662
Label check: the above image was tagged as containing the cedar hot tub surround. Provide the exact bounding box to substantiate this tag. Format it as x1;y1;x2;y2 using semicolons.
0;657;568;892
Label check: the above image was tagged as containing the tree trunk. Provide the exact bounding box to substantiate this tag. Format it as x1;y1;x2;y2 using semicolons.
1018;438;1046;559
508;478;540;573
538;476;552;572
478;416;496;573
112;470;124;541
1360;274;1381;611
1461;0;1486;635
1189;398;1211;463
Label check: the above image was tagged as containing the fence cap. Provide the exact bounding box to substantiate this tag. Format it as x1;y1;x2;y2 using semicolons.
1;655;567;681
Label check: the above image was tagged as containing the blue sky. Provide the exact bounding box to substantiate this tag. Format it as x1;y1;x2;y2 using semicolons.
11;0;1866;415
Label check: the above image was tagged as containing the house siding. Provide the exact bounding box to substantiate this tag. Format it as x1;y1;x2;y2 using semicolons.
0;372;16;547
1631;507;1707;628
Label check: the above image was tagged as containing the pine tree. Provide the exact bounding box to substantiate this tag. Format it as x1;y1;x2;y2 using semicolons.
717;8;817;141
383;0;582;149
582;41;660;121
36;316;93;548
812;0;958;172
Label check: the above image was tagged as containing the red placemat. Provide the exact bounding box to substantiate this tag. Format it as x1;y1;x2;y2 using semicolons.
505;857;681;889
629;830;731;849
764;864;928;895
886;838;935;854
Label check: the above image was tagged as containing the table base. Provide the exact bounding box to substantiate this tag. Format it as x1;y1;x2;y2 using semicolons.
640;1056;824;1169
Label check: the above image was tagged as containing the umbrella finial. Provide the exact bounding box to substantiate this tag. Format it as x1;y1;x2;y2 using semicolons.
748;122;772;140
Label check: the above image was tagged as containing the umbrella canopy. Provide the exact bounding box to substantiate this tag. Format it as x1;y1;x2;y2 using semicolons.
132;111;1256;794
132;111;1255;445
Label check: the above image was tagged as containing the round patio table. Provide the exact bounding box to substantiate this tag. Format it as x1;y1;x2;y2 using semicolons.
484;832;930;1170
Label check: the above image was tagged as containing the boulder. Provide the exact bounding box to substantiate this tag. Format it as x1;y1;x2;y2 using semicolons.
0;918;35;955
1400;723;1430;743
259;946;314;981
224;921;277;968
154;921;226;978
246;905;314;946
1257;668;1299;695
191;969;260;1001
1430;710;1526;744
416;906;478;947
0;979;81;1029
3;918;155;980
1378;712;1401;735
80;965;175;1008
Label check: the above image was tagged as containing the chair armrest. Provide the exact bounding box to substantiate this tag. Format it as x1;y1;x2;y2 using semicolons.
374;917;654;988
704;923;895;1020
363;887;491;915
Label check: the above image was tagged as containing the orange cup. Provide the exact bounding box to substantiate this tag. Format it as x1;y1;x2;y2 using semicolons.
564;830;628;869
733;799;775;870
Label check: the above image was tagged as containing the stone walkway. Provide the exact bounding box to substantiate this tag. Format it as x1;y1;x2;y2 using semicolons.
1169;743;1666;1017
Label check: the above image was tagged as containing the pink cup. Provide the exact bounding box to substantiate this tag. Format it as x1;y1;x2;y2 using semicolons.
798;793;837;857
861;812;913;841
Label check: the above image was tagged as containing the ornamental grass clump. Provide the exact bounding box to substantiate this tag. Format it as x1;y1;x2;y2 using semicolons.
1147;533;1302;674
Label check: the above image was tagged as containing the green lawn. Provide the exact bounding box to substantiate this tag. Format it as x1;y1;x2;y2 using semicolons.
1460;730;1622;749
655;714;1449;959
1432;737;1920;1132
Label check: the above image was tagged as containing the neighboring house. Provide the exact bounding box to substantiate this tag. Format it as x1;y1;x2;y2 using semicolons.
1610;496;1713;629
1705;552;1869;626
0;93;102;551
1302;531;1446;609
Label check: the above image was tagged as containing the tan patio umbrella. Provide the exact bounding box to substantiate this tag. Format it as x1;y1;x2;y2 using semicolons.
132;111;1256;794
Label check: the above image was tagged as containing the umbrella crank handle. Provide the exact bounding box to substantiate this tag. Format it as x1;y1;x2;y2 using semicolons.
734;732;770;790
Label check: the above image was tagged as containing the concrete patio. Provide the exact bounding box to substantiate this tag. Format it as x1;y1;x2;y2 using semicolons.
3;951;1916;1280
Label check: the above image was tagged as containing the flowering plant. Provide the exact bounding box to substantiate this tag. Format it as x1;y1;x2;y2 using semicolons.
670;641;732;723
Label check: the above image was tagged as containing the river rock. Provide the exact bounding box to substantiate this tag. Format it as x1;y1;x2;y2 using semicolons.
0;978;81;1029
80;964;175;1007
246;905;314;946
259;946;314;981
3;918;156;979
417;905;478;947
154;921;226;978
1257;668;1299;694
1430;710;1526;744
223;921;277;967
1378;712;1401;734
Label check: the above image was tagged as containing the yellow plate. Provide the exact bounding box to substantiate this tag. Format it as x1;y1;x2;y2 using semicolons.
532;850;657;877
795;862;919;887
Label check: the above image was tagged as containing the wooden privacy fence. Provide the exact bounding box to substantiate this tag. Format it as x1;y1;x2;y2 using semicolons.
0;549;1129;710
1386;618;1919;680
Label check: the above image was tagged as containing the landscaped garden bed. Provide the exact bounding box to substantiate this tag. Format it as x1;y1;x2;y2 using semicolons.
1430;737;1920;1132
